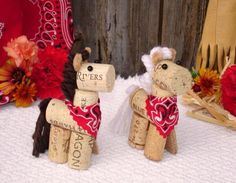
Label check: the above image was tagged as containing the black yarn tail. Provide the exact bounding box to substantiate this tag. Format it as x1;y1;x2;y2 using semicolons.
32;98;52;157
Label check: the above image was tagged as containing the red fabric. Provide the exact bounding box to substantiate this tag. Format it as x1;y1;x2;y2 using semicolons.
221;65;236;116
0;0;73;65
146;95;179;138
0;0;23;65
65;100;102;138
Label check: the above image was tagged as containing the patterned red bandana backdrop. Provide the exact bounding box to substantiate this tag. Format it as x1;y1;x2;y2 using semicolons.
146;95;179;138
65;100;102;139
0;0;73;65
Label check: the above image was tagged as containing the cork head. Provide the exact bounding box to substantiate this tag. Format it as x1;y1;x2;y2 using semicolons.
73;49;115;92
76;63;115;92
152;60;192;95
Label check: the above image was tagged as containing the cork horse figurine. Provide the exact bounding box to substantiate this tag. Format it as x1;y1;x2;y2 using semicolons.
32;46;115;170
110;47;192;161
127;47;192;161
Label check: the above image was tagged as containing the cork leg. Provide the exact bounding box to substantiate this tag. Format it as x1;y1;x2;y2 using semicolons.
92;141;99;154
48;125;71;164
144;124;166;161
68;132;94;170
165;129;178;154
128;112;149;150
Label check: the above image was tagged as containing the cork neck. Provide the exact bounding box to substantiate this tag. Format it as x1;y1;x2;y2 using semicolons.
151;84;174;97
73;89;98;107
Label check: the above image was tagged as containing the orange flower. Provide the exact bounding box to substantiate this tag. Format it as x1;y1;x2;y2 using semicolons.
3;35;38;68
194;68;220;96
0;59;30;95
13;77;37;107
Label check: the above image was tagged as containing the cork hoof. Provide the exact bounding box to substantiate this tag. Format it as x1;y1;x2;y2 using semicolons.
165;130;178;154
128;140;144;150
144;151;163;161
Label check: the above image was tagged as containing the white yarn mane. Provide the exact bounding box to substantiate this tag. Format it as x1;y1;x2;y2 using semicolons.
109;47;173;135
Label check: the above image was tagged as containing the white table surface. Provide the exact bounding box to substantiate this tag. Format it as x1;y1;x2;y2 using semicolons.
0;77;236;183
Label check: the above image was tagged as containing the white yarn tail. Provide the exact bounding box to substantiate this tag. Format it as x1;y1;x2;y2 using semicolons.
109;85;139;136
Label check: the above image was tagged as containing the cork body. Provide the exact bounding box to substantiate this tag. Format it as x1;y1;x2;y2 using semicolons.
46;89;99;170
129;85;178;161
46;99;89;134
48;125;71;163
128;113;149;150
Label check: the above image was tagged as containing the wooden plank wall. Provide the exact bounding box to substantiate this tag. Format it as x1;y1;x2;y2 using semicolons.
72;0;208;78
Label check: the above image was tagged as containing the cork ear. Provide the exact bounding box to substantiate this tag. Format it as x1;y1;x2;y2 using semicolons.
151;52;164;65
85;47;92;54
169;48;176;61
73;53;83;72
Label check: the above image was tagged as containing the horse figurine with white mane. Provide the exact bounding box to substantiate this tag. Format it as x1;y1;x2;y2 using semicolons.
111;47;192;161
32;37;115;170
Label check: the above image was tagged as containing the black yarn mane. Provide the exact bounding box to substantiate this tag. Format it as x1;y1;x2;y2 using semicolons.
32;33;91;157
61;33;90;102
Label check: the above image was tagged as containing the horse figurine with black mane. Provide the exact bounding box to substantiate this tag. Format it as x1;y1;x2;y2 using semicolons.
32;36;115;170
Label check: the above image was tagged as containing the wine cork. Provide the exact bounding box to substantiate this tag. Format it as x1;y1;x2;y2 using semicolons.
74;90;99;155
73;89;99;107
46;99;88;134
67;89;99;169
152;60;192;95
46;90;99;134
46;89;100;169
67;132;94;170
128;112;149;150
165;129;178;154
144;123;166;161
151;83;174;97
48;125;71;163
76;63;115;92
130;88;149;119
92;141;99;154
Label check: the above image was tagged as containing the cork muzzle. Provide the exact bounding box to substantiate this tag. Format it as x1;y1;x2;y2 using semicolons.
152;60;192;95
73;50;116;92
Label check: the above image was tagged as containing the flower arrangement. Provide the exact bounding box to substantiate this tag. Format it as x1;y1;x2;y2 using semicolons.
0;35;67;107
192;68;220;97
183;58;236;130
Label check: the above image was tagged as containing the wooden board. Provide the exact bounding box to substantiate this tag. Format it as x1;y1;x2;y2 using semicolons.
72;0;208;78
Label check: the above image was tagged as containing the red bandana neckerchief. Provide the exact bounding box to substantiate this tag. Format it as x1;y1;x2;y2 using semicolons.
65;100;101;138
146;95;179;138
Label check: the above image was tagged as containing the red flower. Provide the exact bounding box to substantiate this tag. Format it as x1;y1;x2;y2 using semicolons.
192;84;201;93
32;46;67;99
221;65;236;116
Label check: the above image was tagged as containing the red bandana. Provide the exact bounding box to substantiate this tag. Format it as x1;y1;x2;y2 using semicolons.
0;0;73;65
65;100;101;138
146;95;179;138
